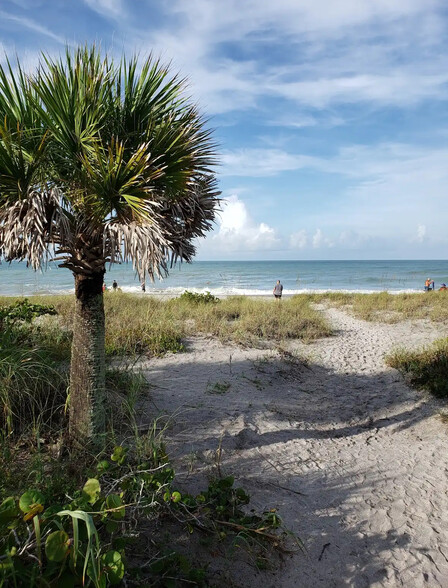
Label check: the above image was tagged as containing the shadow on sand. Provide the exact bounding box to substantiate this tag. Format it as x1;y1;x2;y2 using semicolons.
140;346;445;588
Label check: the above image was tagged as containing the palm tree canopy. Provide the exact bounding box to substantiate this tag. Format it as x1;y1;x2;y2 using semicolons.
0;46;220;279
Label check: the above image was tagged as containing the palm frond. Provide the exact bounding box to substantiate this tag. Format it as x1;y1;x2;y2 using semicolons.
0;46;220;278
77;137;165;221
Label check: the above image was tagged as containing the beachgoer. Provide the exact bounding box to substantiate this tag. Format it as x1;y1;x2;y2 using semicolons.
112;280;118;291
439;283;447;291
102;282;107;292
273;280;283;299
425;278;432;291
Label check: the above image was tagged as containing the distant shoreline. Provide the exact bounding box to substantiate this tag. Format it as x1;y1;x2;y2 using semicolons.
1;258;445;297
0;289;430;299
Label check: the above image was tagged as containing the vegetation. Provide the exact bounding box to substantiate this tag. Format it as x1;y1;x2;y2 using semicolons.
1;441;291;586
0;293;332;359
386;338;448;397
178;290;220;304
0;300;67;436
0;46;219;443
0;298;295;587
309;291;448;324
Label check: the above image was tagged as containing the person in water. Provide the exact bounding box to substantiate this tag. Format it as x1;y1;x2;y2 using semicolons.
273;280;283;299
424;278;434;291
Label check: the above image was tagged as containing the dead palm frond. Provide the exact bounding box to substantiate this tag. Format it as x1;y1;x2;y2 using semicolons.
0;46;220;278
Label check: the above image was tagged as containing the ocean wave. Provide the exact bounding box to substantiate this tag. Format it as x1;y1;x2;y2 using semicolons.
137;286;423;296
0;285;425;297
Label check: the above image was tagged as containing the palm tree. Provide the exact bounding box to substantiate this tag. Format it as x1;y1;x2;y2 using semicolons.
0;47;219;443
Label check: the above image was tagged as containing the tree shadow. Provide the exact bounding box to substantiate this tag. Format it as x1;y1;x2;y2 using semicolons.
140;346;447;587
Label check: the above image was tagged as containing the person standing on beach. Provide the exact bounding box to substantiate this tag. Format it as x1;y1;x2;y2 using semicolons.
425;278;435;291
273;280;283;299
112;280;118;291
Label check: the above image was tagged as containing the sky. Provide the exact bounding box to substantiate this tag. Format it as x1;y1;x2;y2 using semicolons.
0;0;447;260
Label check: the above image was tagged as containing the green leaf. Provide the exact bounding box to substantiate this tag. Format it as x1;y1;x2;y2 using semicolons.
45;530;70;562
110;446;127;465
19;490;45;513
101;550;125;585
105;520;119;534
218;476;234;490
88;559;106;588
171;491;182;503
96;460;110;473
106;494;125;520
57;510;100;586
0;497;18;523
82;478;101;504
235;488;250;504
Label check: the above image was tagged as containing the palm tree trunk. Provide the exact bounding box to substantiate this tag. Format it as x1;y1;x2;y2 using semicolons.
69;270;106;444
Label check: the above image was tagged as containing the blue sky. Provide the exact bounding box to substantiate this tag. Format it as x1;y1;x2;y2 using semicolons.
1;0;447;260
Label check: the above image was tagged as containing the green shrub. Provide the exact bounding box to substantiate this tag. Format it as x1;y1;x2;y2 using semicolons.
386;338;448;397
0;444;172;587
0;298;57;326
0;446;292;587
178;290;220;304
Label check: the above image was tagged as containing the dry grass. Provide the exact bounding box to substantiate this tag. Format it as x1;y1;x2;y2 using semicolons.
308;291;448;324
0;293;332;357
3;291;447;357
386;338;448;397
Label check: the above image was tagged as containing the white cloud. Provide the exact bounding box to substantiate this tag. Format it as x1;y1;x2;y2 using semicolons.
265;72;448;109
312;228;333;248
83;0;124;18
417;224;427;242
0;10;67;45
131;0;448;114
289;230;308;249
220;148;318;177
212;141;448;256
202;195;280;254
163;0;441;44
267;114;345;129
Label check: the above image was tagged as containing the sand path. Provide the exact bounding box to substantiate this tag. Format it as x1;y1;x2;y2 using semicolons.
142;307;448;587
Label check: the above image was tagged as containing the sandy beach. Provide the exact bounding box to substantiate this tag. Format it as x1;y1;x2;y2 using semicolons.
140;305;448;587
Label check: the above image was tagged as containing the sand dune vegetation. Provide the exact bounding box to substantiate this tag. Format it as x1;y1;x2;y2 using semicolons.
1;291;448;585
313;290;448;323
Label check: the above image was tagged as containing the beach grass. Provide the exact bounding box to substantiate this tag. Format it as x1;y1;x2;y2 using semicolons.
309;291;448;323
1;291;446;362
0;333;67;435
0;293;332;357
386;337;448;397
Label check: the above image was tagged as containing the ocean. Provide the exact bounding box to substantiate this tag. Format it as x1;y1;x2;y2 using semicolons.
0;260;447;297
